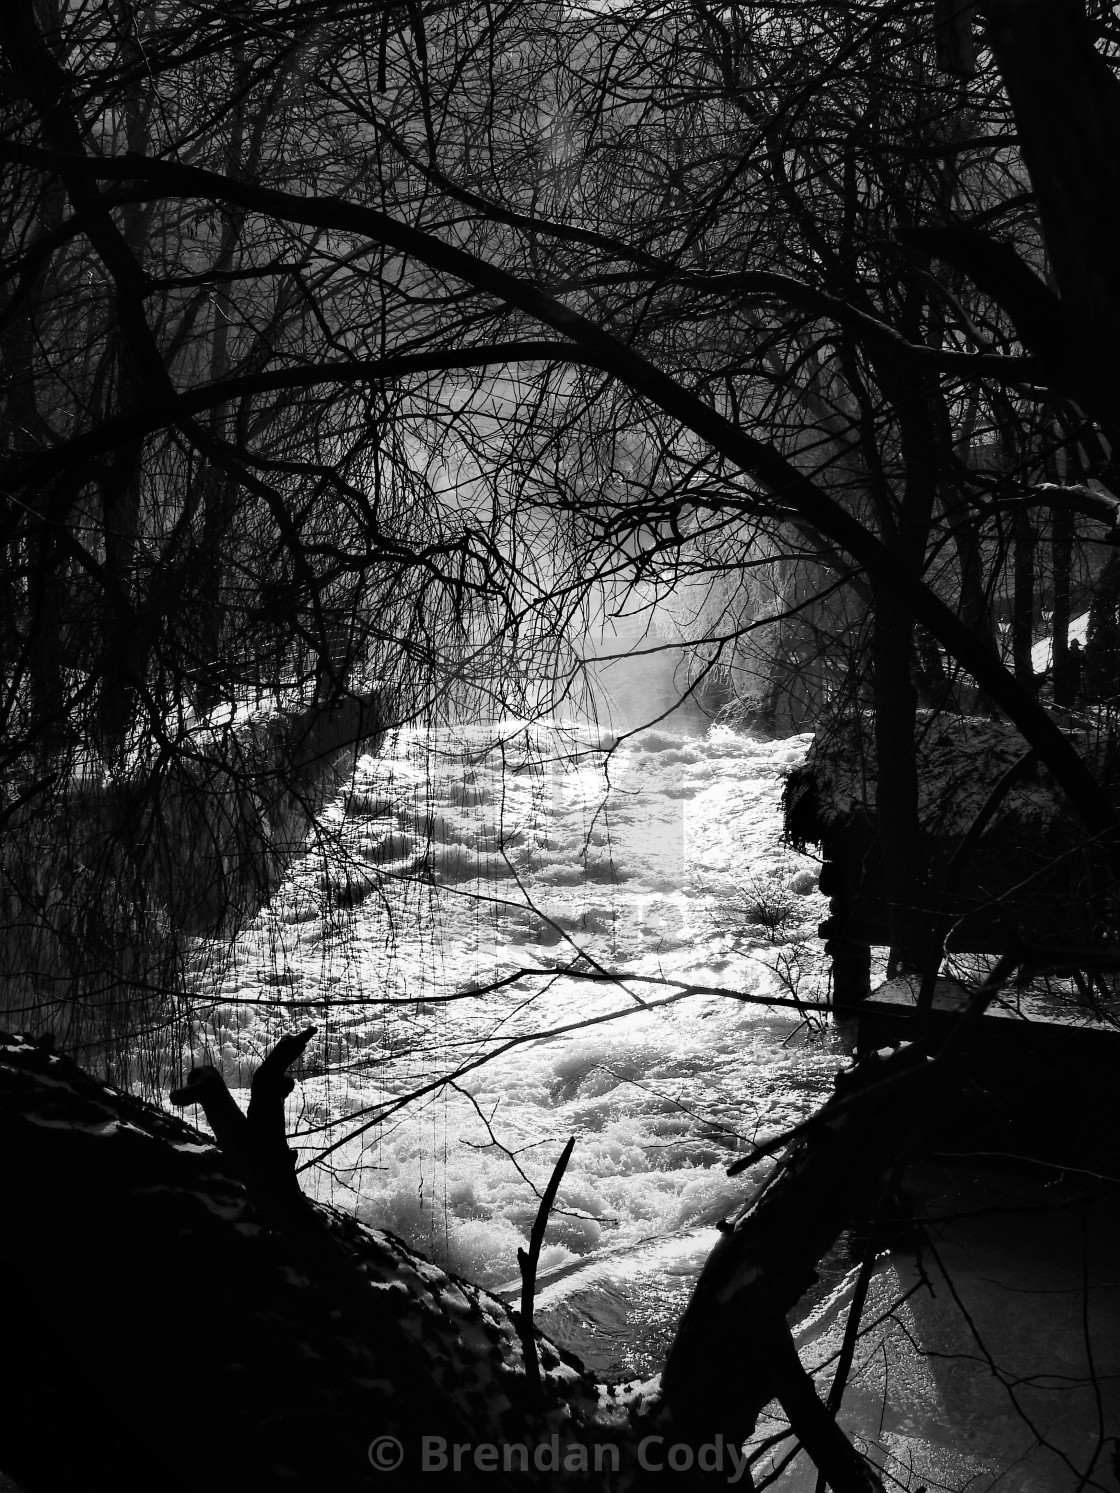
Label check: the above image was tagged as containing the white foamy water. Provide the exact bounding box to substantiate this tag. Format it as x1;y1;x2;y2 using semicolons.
187;719;846;1297
180;716;1120;1482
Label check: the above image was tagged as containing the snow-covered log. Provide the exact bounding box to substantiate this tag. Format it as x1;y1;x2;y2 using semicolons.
0;1030;613;1493
0;1027;913;1493
784;713;1120;1006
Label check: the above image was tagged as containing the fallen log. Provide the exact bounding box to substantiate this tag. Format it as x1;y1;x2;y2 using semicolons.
0;1030;602;1493
2;993;1008;1493
658;967;1020;1486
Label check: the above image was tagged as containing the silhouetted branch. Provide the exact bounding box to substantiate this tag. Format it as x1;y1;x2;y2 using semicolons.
516;1135;576;1404
171;1024;315;1205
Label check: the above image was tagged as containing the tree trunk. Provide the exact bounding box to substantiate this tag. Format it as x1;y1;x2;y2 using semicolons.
865;357;943;975
1051;487;1076;708
1011;504;1036;691
984;0;1120;472
660;1035;964;1470
871;579;930;974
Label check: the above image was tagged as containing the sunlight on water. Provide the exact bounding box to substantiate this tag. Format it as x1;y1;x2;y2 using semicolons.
187;720;844;1299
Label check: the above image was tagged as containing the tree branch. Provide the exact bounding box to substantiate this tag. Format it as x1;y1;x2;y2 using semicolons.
3;138;1117;861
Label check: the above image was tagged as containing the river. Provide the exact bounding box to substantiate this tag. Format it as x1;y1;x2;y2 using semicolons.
189;714;846;1363
185;713;1119;1490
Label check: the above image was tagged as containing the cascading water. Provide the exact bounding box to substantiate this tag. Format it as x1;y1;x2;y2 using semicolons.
183;705;1119;1490
187;712;845;1372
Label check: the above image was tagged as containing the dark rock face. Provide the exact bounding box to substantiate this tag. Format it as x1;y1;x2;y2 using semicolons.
0;1033;611;1493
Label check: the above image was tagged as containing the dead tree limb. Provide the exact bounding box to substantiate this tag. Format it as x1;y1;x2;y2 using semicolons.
170;1024;315;1208
517;1135;576;1403
761;1291;884;1493
659;968;1016;1475
660;1043;937;1448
